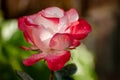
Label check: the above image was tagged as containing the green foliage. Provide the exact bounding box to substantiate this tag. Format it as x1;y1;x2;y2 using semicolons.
69;44;97;80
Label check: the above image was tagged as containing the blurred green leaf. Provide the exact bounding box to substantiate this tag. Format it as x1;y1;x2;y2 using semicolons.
69;44;97;80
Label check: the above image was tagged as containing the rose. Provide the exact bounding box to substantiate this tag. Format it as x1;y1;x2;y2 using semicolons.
18;7;91;71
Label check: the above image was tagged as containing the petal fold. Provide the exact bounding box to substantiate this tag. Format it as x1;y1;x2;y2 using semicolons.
68;19;92;40
18;17;35;44
20;46;39;51
66;8;79;23
41;7;64;18
32;26;52;51
18;16;27;31
50;33;72;50
69;40;81;49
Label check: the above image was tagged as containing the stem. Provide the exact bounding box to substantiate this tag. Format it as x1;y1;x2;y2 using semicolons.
50;71;54;80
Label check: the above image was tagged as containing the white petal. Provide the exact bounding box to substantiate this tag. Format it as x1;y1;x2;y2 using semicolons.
41;7;64;18
58;16;69;32
66;8;79;23
32;26;52;51
34;15;58;33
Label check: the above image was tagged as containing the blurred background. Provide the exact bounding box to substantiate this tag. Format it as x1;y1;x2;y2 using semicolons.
0;0;120;80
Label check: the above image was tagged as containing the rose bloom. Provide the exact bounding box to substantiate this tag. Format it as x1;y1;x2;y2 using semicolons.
18;7;91;71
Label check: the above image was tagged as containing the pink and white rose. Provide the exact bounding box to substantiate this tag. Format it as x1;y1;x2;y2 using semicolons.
18;7;91;71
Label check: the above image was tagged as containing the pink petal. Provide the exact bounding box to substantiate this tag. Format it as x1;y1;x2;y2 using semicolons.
67;19;92;40
23;31;34;44
20;46;39;51
23;53;45;66
57;16;69;32
19;15;53;51
41;7;64;18
32;26;52;51
66;8;79;23
24;17;39;27
34;14;59;33
69;40;81;49
18;17;35;44
18;16;38;31
49;33;72;50
41;15;59;24
18;16;27;31
45;51;71;71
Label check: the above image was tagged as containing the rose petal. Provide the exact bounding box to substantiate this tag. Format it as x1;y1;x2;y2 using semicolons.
19;15;54;51
41;7;64;18
50;33;72;50
18;17;27;31
23;31;34;44
20;46;39;51
45;51;71;71
31;27;51;51
18;17;35;44
34;14;59;33
66;8;79;23
69;40;81;49
57;16;69;32
23;53;45;66
41;15;59;24
67;19;92;40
